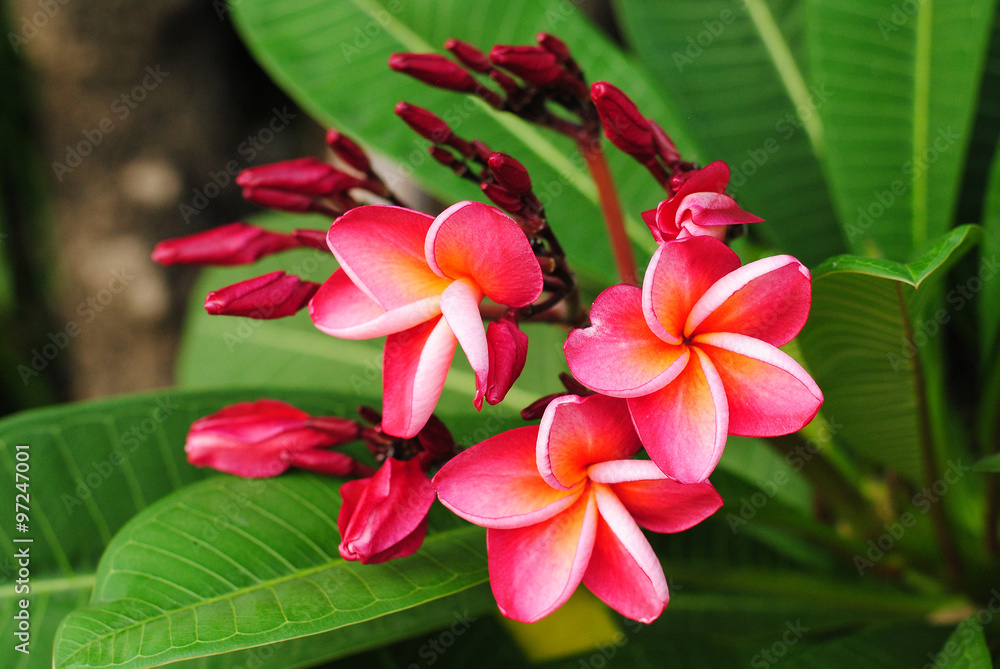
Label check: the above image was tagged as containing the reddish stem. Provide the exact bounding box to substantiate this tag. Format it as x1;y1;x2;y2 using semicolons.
580;140;637;286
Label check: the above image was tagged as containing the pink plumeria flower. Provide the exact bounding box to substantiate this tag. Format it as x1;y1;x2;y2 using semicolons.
433;394;722;623
565;236;823;483
641;161;763;243
310;202;543;438
338;457;437;565
185;399;365;478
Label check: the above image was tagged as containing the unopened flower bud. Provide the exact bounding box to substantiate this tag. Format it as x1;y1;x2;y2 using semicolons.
416;414;456;459
444;38;491;73
489;45;563;86
151;222;300;266
648;119;682;166
536;33;572;62
338;457;436;564
325;129;371;173
591;81;655;160
389;52;479;93
488;152;532;196
293;228;332;252
237;158;345;196
481;182;524;214
204;271;320;319
395;102;453;143
484;316;529;405
185;399;362;478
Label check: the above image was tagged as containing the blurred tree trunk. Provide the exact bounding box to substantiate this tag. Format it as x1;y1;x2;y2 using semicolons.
8;0;313;400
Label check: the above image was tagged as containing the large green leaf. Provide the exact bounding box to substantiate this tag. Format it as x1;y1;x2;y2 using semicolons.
780;620;957;668
808;0;997;260
934;616;994;668
612;0;846;266
0;387;362;669
53;474;492;669
229;0;706;286
797;224;980;483
981;142;1000;359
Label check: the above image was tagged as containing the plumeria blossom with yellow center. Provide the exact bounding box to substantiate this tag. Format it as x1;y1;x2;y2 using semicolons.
433;393;723;624
565;235;824;483
309;201;543;439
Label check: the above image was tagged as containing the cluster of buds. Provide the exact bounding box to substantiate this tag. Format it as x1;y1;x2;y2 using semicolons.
390;33;597;142
152;129;393;321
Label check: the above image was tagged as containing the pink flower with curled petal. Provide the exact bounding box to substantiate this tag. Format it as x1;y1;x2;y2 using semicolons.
433;394;722;624
310;201;543;439
185;399;365;478
641;161;764;243
338;457;437;565
565;236;823;484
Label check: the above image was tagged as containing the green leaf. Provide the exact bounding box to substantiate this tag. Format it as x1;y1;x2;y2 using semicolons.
778;620;955;668
974;452;1000;472
933;616;994;669
229;0;702;286
797;224;980;483
0;387;356;669
981;142;1000;359
808;0;997;260
53;474;491;669
611;0;847;266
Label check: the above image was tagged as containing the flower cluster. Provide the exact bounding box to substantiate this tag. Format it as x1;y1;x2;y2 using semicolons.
154;32;822;625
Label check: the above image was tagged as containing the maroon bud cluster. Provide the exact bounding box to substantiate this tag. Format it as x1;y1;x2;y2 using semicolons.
357;407;456;466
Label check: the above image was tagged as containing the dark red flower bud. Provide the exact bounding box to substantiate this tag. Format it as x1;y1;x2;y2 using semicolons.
536;33;572;62
240;187;313;213
521;392;567;420
429;146;459;167
444;38;491;73
416;414;456;459
395;102;453;143
489;45;563;86
481;182;524;214
591;81;655;159
151;222;301;266
204;271;320;319
389;52;478;93
488;152;532;196
292;228;332;252
325;129;371;174
484;316;529;405
471;140;493;163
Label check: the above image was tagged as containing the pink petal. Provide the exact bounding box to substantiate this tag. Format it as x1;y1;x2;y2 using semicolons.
309;269;441;339
643;237;740;344
653;161;730;236
565;284;689;397
609;478;723;533
433;426;582;529
628;348;729;484
677;192;765;229
583;485;668;624
439;279;488;410
381;316;457;439
425;201;543;308
282;449;359;476
686;255;811;347
694;333;823;436
487;492;598;623
328;205;450;309
587;459;667;484
537;395;641;491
